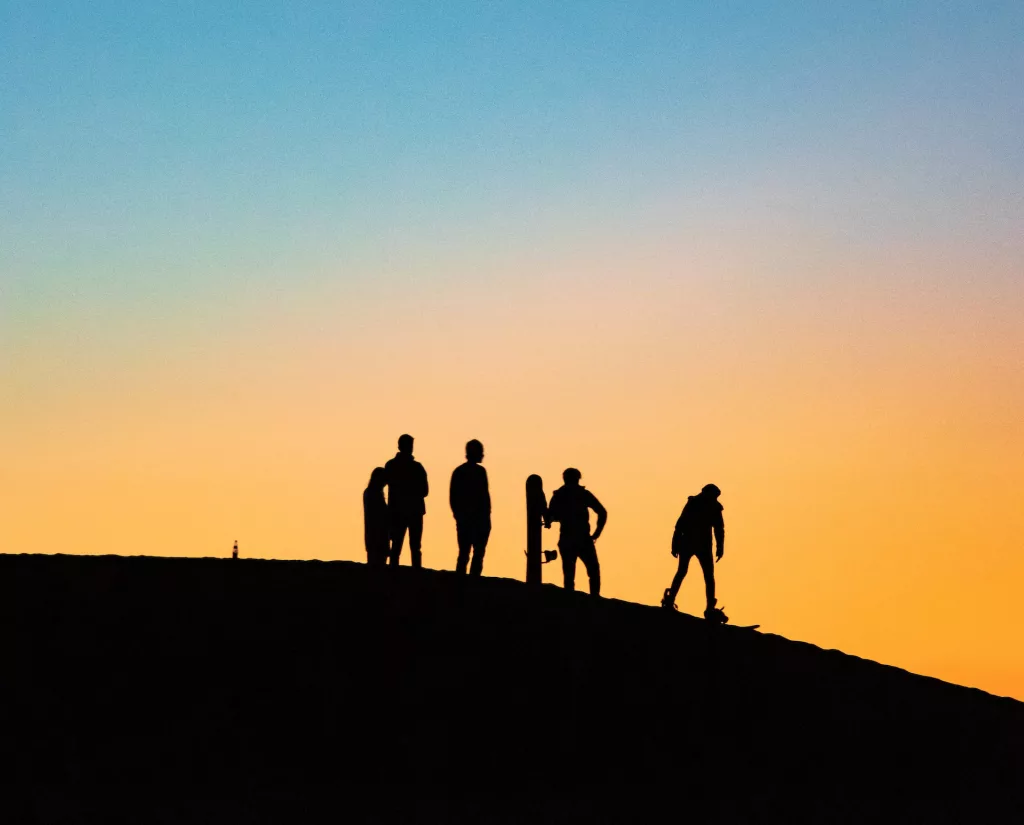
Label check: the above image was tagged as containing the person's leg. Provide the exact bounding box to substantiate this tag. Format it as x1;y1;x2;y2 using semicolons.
696;548;716;611
469;521;490;577
667;553;691;602
408;514;423;569
578;539;601;596
371;531;389;567
455;521;472;575
388;520;407;566
560;541;577;591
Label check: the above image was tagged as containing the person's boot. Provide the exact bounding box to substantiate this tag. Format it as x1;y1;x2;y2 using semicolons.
704;599;728;624
661;588;677;610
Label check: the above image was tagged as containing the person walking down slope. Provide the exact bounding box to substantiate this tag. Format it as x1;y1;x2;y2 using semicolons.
449;439;491;576
546;468;607;596
384;434;429;568
363;467;390;568
661;483;727;623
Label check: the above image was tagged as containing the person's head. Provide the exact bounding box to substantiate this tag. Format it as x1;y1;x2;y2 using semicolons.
701;483;721;499
465;439;484;463
397;434;414;455
562;467;582;486
368;467;387;490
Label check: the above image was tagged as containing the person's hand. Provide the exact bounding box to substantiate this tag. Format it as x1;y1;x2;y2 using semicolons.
671;547;679;558
716;548;724;562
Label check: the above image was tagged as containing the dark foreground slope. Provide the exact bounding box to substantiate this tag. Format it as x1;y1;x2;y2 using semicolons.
1;554;1021;824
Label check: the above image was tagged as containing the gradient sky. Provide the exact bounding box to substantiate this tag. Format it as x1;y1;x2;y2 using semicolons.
3;3;1023;699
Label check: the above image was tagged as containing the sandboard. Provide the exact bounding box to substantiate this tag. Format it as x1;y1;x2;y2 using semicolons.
704;616;760;630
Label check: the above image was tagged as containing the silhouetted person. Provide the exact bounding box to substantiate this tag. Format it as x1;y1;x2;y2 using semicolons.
449;439;491;576
661;483;727;622
546;468;606;595
363;467;389;568
384;434;429;568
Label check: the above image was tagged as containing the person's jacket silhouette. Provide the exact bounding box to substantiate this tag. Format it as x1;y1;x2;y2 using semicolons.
674;490;724;557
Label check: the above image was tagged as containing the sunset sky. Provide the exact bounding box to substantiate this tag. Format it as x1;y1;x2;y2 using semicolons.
3;3;1022;699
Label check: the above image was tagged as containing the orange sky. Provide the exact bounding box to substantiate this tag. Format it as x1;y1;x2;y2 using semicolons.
4;224;1022;700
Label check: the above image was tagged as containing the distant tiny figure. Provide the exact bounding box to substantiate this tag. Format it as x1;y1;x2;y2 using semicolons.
661;483;727;623
232;540;238;560
449;439;491;576
384;434;429;568
546;468;607;596
363;467;390;568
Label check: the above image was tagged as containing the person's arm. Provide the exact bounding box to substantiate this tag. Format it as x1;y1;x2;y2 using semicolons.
363;491;370;547
671;514;684;557
449;468;459;519
421;464;429;499
546;491;561;525
589;493;607;541
483;467;491;514
381;461;392;506
713;508;725;561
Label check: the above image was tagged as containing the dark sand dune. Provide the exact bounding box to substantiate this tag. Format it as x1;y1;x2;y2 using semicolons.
2;553;1021;823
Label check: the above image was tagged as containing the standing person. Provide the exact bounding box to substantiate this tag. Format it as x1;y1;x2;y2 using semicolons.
661;483;727;623
384;434;429;568
546;468;607;596
449;439;491;576
363;467;389;567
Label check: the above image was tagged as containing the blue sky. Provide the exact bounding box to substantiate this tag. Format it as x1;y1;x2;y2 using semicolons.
3;1;1022;365
4;2;1021;260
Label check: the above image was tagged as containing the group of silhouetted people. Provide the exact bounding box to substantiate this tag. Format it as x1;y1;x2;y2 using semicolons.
363;434;491;575
364;434;728;621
